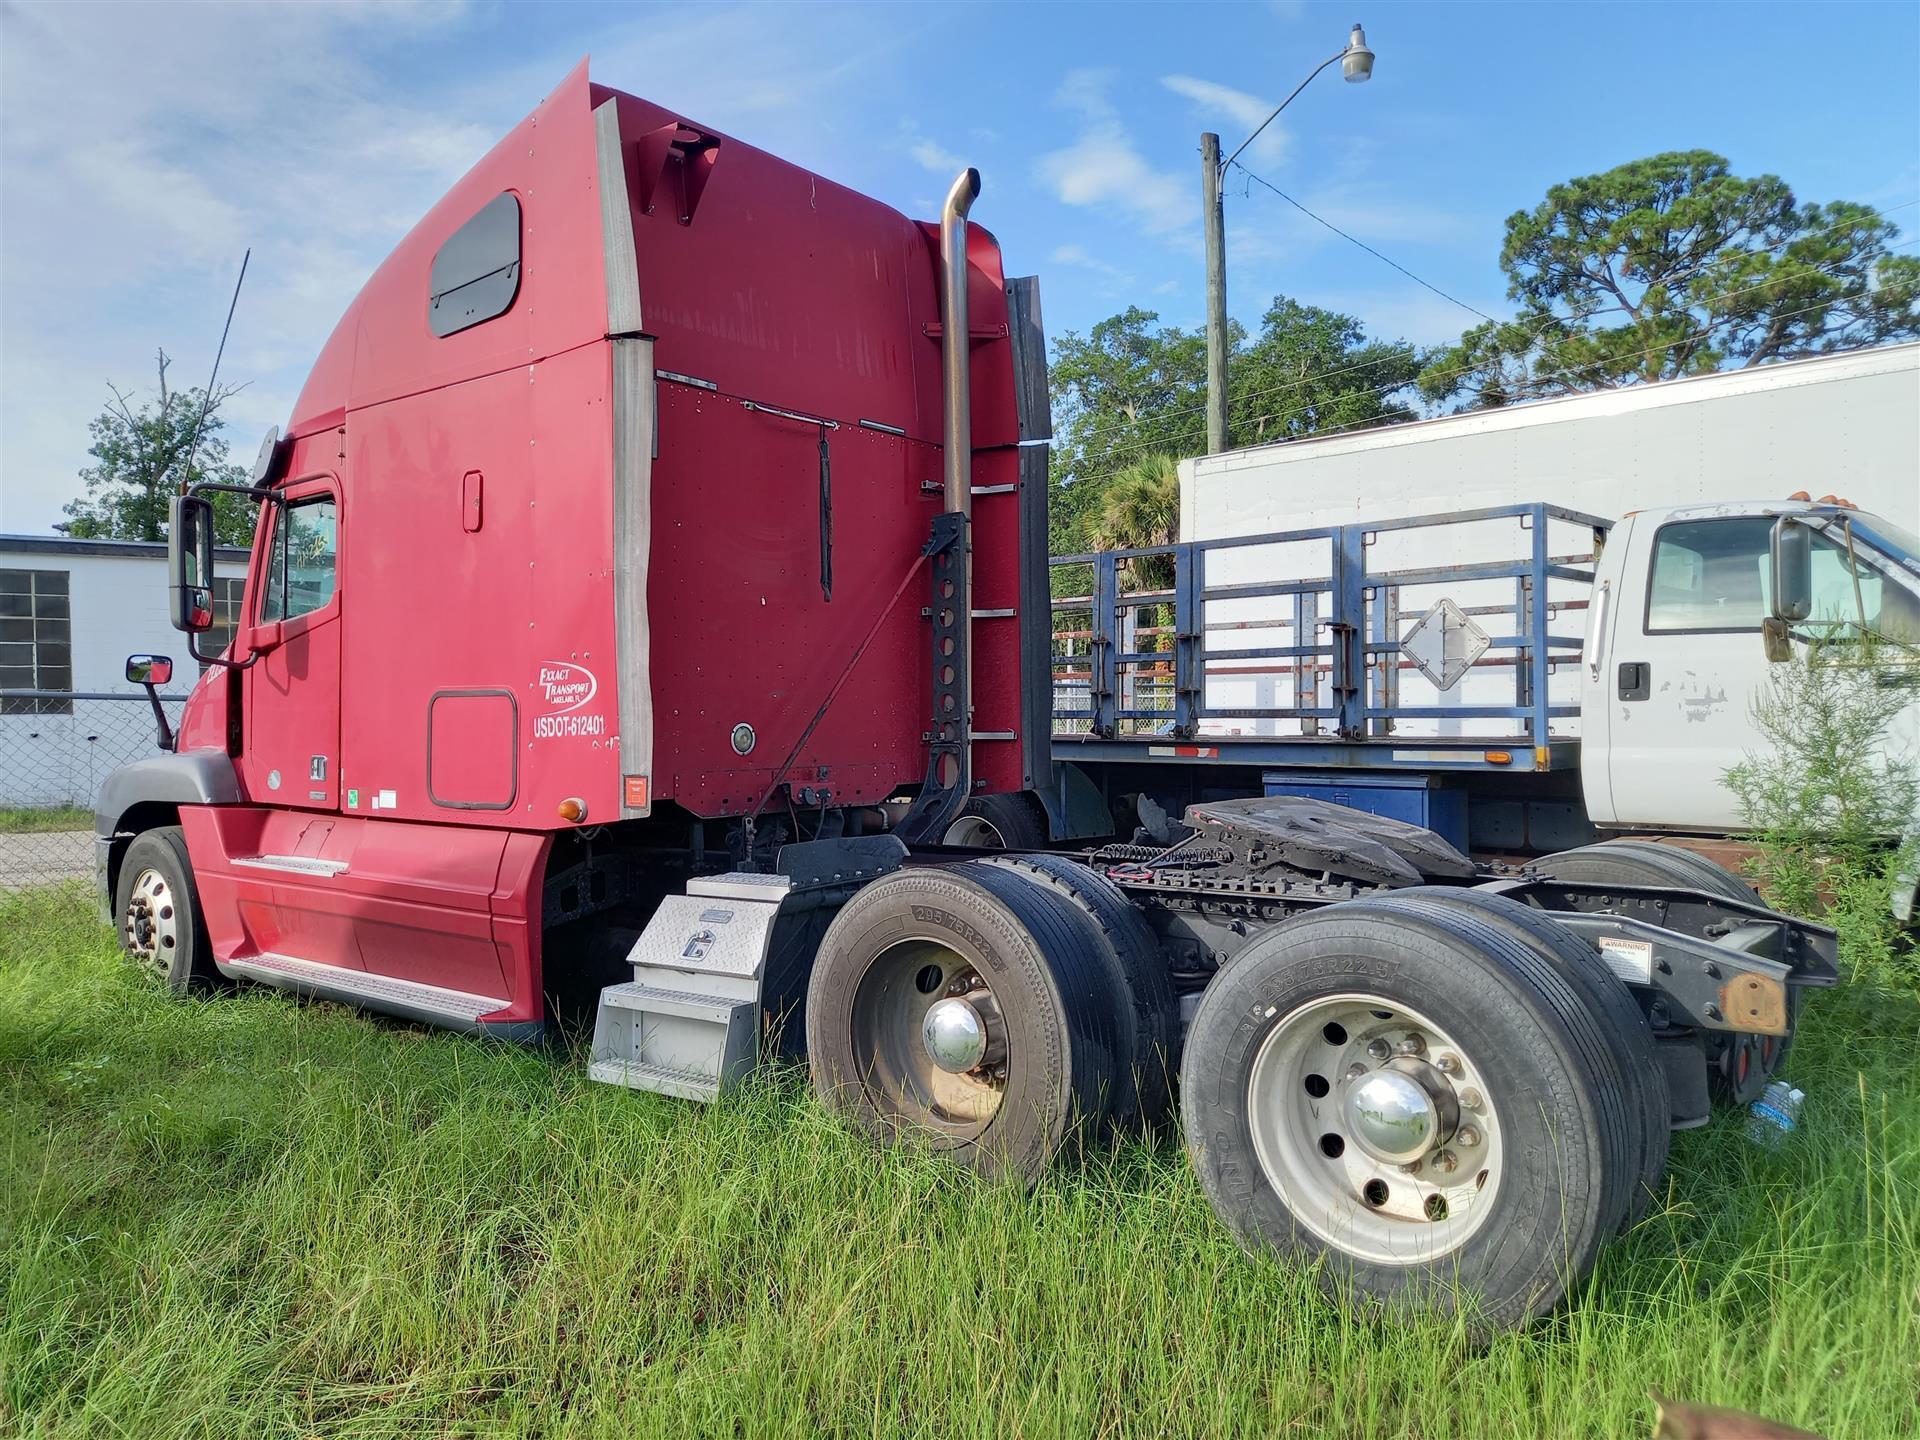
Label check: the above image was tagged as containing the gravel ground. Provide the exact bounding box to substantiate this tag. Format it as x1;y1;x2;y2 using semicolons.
0;830;95;892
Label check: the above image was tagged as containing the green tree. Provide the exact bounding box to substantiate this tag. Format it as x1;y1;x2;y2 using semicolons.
1724;634;1919;991
1088;454;1181;593
1048;297;1419;568
60;350;256;545
1419;151;1920;408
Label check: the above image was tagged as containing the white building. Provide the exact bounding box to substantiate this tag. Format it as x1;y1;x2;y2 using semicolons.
1;535;248;809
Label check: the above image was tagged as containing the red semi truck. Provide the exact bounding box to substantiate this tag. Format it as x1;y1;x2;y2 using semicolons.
97;63;1836;1330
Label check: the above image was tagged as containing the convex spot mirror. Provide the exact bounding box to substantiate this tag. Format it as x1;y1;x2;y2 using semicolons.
168;493;216;633
125;654;174;687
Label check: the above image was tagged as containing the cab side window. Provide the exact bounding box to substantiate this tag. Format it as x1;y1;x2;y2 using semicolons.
1647;516;1886;634
1646;518;1771;632
260;497;338;622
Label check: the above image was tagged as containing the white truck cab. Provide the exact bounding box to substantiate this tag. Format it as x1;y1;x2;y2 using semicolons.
1581;500;1920;831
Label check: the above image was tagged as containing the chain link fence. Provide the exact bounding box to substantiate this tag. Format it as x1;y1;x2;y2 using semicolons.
1;691;184;891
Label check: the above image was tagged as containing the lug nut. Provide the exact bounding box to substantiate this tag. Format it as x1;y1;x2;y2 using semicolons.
1366;1039;1392;1060
1395;1034;1426;1057
1457;1126;1481;1147
1399;1160;1422;1175
1435;1052;1460;1074
1460;1088;1483;1110
1345;1063;1369;1081
1431;1149;1459;1175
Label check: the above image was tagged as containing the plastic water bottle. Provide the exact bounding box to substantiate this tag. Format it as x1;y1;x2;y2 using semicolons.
1745;1080;1805;1148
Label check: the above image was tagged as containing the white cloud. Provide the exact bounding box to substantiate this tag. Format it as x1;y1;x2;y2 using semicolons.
0;3;901;535
1034;69;1189;235
1050;244;1133;286
1160;75;1287;167
910;138;965;174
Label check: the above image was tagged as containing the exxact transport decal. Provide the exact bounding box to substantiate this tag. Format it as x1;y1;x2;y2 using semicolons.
534;661;607;740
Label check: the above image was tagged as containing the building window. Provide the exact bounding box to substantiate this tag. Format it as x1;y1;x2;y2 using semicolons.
201;577;247;669
0;568;73;715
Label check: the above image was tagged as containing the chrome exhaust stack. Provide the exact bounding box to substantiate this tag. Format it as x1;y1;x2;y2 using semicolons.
940;167;981;516
896;168;982;843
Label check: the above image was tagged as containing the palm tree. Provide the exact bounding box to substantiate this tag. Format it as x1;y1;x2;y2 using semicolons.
1088;453;1180;593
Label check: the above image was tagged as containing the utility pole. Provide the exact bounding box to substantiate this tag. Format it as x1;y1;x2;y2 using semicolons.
1202;132;1229;455
1198;24;1375;457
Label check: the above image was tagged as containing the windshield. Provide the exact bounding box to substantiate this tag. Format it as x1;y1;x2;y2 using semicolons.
1851;513;1920;573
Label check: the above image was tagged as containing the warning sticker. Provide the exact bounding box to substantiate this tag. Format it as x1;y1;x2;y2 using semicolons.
1596;935;1654;984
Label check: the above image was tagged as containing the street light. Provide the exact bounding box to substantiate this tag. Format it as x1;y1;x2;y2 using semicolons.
1202;23;1375;454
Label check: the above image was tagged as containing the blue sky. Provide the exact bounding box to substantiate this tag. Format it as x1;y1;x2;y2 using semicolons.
3;0;1916;534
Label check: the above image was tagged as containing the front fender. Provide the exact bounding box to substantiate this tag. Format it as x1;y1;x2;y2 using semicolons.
93;749;242;837
93;750;242;920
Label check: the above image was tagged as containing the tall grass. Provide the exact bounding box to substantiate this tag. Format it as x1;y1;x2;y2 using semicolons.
2;881;1915;1438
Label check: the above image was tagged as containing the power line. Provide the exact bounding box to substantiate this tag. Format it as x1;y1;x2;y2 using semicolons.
1060;210;1920;467
1227;160;1500;324
1064;234;1920;474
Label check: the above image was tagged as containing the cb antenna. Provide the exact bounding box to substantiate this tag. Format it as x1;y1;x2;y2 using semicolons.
176;248;250;491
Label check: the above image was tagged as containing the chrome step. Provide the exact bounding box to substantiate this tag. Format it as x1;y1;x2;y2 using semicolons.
586;1057;722;1103
231;854;349;877
224;952;506;1026
588;871;791;1103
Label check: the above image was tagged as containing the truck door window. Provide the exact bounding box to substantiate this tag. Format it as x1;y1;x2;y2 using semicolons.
1646;518;1771;632
260;497;338;622
1647;516;1905;636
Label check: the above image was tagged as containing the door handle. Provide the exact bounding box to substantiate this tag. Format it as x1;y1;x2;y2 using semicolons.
1587;580;1610;681
1617;661;1650;701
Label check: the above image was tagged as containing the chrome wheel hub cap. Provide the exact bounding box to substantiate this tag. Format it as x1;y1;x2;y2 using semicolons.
922;997;989;1073
1246;993;1502;1265
122;866;179;977
1343;1067;1437;1163
849;942;1009;1133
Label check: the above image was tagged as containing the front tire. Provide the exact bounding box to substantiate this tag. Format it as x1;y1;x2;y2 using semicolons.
1181;896;1638;1330
114;826;219;994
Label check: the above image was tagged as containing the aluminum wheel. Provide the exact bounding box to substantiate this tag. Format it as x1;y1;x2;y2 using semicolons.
941;815;1007;848
122;865;181;979
847;937;1007;1133
1246;992;1502;1266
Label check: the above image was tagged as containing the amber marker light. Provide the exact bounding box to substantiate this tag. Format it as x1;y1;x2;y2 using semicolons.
557;798;588;823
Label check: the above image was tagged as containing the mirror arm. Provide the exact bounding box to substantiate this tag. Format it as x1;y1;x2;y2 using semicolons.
188;480;283;504
140;680;176;752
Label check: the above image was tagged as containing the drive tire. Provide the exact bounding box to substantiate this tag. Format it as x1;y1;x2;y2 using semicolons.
981;852;1179;1129
1181;895;1634;1331
807;861;1121;1183
1532;841;1786;1101
114;825;220;995
1535;839;1757;904
1399;886;1670;1224
941;792;1049;849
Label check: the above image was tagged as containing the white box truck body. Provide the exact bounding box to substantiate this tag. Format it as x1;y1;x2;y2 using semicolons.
1179;344;1919;542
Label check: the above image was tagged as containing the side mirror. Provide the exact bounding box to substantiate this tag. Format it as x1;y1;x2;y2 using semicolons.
125;653;177;752
1770;516;1812;623
168;493;216;632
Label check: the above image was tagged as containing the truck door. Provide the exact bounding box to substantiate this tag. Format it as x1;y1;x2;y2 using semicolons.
1595;513;1868;831
243;479;342;810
